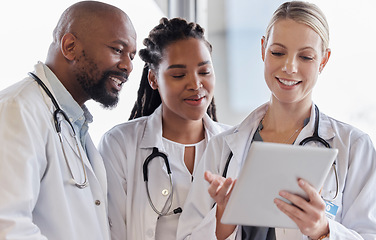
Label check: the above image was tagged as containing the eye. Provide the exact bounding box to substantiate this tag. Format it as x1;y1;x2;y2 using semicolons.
271;51;284;57
110;46;122;54
199;71;211;75
172;74;185;79
300;56;314;61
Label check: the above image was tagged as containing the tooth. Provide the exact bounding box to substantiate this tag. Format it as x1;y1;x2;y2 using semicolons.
279;79;298;86
110;77;122;86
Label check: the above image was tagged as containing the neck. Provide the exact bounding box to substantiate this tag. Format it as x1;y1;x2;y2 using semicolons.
46;57;88;107
162;114;205;145
260;100;311;144
264;100;311;132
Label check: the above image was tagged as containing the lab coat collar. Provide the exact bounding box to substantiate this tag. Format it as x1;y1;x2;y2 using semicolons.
224;103;269;164
32;62;56;113
202;113;227;139
295;103;336;145
140;105;165;150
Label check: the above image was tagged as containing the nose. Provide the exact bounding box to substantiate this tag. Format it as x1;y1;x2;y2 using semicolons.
187;73;203;90
118;55;133;74
282;56;297;74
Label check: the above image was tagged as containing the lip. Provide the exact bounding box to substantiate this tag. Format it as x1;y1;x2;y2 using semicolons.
184;94;206;106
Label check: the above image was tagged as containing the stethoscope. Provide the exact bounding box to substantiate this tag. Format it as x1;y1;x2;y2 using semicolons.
222;105;339;202
28;72;88;189
143;147;182;217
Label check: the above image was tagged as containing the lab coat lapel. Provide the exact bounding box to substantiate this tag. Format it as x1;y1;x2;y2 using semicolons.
295;103;336;146
225;104;268;161
202;114;226;139
139;106;169;173
33;62;91;165
224;103;269;177
85;135;107;195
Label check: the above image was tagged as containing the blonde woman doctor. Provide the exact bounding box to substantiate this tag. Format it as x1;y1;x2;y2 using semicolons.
177;1;376;240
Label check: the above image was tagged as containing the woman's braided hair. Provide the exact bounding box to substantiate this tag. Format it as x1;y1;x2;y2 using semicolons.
129;17;217;121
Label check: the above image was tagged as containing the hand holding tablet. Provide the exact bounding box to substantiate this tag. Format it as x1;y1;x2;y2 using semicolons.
221;142;338;229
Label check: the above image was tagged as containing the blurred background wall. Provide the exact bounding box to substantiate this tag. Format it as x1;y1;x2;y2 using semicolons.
1;0;375;145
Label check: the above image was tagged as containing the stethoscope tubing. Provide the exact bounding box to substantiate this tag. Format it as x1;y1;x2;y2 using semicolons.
143;147;182;217
28;72;88;189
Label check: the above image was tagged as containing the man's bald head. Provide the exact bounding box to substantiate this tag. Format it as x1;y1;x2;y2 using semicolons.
52;1;131;45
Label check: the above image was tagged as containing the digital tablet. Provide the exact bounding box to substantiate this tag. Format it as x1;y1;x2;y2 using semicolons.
221;141;338;229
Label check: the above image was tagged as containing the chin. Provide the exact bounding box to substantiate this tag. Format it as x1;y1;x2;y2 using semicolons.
185;112;206;122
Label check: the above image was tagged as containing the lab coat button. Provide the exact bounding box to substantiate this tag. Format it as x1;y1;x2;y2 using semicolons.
95;200;101;206
162;189;169;196
146;229;154;238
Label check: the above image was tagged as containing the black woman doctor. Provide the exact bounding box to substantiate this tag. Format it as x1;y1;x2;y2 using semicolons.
99;18;230;240
177;1;376;240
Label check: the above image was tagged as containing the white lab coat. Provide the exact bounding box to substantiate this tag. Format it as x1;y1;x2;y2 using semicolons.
98;106;230;240
0;63;110;240
177;103;376;240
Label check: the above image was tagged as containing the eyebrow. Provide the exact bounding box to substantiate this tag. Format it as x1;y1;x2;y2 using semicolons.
112;39;128;46
271;43;316;52
167;60;212;70
198;60;211;66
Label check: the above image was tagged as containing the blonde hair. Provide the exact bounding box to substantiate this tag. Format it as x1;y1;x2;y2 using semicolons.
264;1;329;52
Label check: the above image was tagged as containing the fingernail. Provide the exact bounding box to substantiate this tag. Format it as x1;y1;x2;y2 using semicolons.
299;179;305;186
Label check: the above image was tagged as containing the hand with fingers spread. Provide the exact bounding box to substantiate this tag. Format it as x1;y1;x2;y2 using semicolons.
274;179;329;240
204;171;235;207
204;171;237;240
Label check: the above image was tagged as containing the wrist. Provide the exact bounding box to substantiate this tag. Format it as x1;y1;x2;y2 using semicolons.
317;232;330;240
311;232;330;240
311;221;329;240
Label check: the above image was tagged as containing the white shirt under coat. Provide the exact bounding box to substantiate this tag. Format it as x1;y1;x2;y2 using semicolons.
98;105;230;240
177;102;376;240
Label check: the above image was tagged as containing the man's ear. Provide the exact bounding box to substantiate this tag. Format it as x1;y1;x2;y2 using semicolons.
148;70;158;90
60;33;78;61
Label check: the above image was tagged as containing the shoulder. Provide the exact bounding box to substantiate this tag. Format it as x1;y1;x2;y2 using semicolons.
324;113;370;142
102;116;150;142
321;113;375;154
207;125;238;146
0;78;41;105
215;122;233;131
207;120;232;133
0;78;50;124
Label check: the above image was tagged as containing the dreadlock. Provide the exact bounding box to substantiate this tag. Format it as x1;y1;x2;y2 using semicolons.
129;17;217;121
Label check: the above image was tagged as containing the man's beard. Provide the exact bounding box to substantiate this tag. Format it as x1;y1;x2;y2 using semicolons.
78;70;119;109
74;51;128;109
